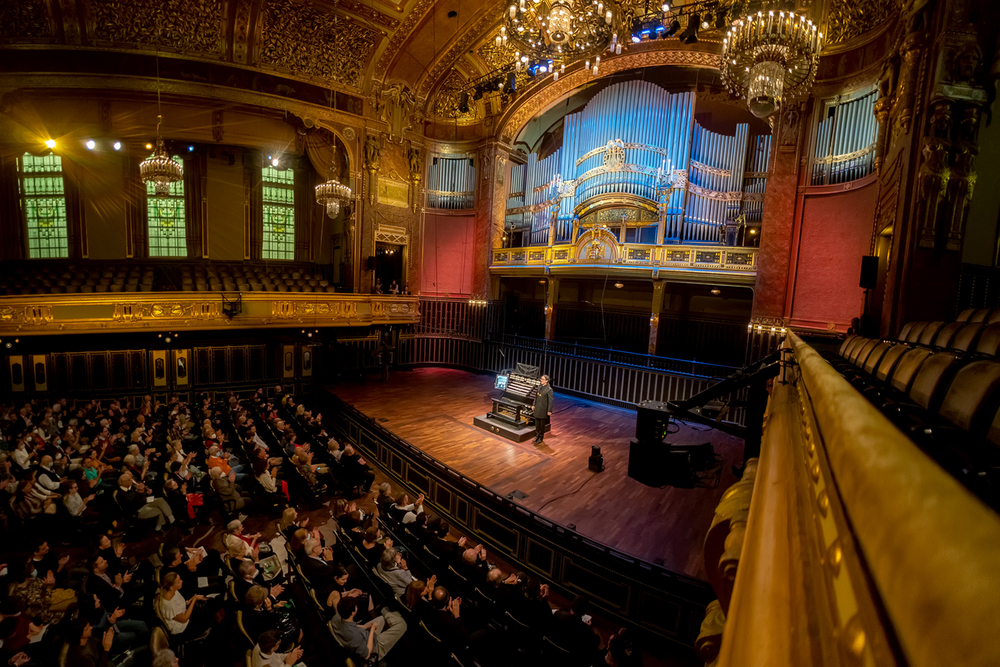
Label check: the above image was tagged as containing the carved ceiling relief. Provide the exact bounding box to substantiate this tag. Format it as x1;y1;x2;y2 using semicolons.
415;8;500;101
824;0;901;45
0;0;54;40
371;0;435;83
87;0;226;56
258;0;379;88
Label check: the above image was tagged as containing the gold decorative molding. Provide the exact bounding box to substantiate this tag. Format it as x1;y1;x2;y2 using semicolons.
370;0;435;83
0;293;419;335
823;0;900;47
87;0;226;58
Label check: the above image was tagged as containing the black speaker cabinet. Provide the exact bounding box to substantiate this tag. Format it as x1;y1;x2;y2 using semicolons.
636;400;672;443
859;255;878;289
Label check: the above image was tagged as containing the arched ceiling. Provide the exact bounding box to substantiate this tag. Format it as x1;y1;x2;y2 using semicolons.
0;0;894;137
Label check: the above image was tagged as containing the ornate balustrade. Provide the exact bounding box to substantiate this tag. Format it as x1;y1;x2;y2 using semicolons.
0;292;420;336
700;333;1000;666
491;238;757;282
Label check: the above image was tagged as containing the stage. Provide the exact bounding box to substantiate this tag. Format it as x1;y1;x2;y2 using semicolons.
328;367;744;580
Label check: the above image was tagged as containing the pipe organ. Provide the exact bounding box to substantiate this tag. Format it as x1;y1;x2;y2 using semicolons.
427;156;476;209
811;88;878;186
504;80;772;248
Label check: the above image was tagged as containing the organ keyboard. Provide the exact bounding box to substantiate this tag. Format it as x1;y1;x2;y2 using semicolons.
486;369;540;427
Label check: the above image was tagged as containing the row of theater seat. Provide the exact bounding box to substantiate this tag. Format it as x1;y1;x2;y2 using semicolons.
0;262;337;295
833;332;1000;509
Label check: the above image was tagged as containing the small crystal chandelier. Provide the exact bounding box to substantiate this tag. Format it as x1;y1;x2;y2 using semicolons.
140;129;183;197
140;39;182;197
315;146;352;219
721;3;822;119
505;0;619;73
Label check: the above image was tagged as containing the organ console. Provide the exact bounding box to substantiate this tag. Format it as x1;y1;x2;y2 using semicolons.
474;363;546;442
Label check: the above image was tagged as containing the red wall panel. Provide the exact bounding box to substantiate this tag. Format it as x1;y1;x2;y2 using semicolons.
788;180;878;331
421;213;475;296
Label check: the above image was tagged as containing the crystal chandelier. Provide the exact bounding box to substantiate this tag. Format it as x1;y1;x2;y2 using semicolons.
505;0;620;75
721;5;822;119
140;132;183;197
315;146;352;218
140;37;182;197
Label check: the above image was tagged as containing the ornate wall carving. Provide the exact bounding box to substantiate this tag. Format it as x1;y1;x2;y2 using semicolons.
88;0;226;57
257;0;379;88
0;0;54;40
415;8;500;101
824;0;900;46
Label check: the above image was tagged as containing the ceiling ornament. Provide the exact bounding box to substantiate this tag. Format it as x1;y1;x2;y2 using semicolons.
375;83;418;143
258;0;379;88
415;7;503;100
372;0;436;83
89;0;225;57
823;0;899;46
0;0;52;40
721;2;822;119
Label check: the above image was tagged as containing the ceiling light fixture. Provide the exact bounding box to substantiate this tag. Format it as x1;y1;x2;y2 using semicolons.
721;3;822;119
139;35;183;196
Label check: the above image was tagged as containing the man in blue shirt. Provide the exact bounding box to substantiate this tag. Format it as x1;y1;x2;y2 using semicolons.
330;597;407;663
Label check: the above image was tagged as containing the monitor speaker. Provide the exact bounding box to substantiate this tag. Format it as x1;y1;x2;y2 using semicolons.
635;400;672;443
860;255;878;289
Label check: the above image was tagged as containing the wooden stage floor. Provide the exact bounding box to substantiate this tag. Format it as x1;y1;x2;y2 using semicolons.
328;367;745;580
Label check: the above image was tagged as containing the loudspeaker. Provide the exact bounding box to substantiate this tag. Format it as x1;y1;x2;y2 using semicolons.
860;255;878;289
588;446;605;472
366;256;376;271
635;400;672;443
627;438;670;486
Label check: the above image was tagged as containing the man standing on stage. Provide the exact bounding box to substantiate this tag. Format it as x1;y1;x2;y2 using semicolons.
532;375;553;445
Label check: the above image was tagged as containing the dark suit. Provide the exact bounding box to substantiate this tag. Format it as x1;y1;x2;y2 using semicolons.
532;383;553;441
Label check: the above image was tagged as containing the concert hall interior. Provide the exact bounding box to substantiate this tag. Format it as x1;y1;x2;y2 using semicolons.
1;0;1000;666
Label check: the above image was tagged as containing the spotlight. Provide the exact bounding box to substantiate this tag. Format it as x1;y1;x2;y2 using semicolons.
187;145;195;152
271;157;279;167
44;139;56;149
711;288;721;295
664;19;680;36
614;282;624;289
458;93;470;114
701;18;710;29
681;15;700;43
473;85;484;101
4;343;10;349
113;141;122;151
661;2;669;11
715;9;729;29
86;140;96;150
164;336;172;344
631;34;641;43
145;143;153;150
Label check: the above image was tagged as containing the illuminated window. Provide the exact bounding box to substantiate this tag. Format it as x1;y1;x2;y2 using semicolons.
146;155;187;257
262;166;295;260
17;153;69;258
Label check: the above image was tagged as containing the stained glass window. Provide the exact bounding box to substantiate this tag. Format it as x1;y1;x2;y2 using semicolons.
262;166;295;260
146;155;187;257
17;153;69;259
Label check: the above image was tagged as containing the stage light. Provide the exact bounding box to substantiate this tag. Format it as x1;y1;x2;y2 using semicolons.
661;3;669;11
749;229;757;234
187;145;195;152
458;92;470;114
701;18;710;29
44;139;56;149
145;143;153;150
631;34;641;43
86;140;96;150
271;157;280;167
715;9;729;29
113;141;122;151
681;15;700;43
664;19;680;36
504;71;517;95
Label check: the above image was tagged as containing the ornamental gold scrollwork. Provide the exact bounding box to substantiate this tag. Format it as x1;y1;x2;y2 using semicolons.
690;160;732;177
258;0;379;88
824;0;900;45
0;306;54;325
0;0;52;40
89;0;225;57
372;0;434;82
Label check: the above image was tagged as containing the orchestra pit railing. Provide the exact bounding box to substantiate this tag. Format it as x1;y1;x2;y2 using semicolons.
698;333;1000;666
316;391;715;653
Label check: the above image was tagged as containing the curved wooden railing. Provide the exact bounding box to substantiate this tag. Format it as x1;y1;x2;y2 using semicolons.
701;333;1000;666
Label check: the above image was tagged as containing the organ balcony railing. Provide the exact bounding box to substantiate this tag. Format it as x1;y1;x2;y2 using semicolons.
698;333;1000;666
491;237;758;281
